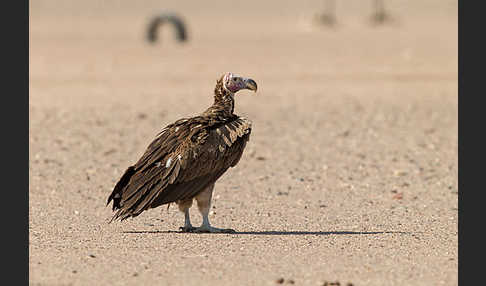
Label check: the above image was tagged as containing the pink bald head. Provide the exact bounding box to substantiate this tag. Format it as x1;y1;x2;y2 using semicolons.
222;72;257;93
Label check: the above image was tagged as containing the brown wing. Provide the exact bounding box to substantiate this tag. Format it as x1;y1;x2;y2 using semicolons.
107;116;251;221
106;117;192;213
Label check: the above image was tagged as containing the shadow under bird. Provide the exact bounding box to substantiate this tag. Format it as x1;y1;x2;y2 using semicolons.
107;72;258;233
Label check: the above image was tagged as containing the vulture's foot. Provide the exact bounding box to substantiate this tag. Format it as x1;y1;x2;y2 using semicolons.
179;225;196;232
192;225;235;233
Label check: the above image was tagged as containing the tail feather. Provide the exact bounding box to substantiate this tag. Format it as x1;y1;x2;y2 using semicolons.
107;166;136;213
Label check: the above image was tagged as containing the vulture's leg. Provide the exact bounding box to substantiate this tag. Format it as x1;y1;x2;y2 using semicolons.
177;199;195;232
194;183;235;233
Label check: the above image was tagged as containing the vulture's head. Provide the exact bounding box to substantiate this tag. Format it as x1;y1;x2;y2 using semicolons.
221;72;258;94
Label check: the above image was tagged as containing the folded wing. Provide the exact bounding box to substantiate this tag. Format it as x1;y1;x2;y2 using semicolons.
107;116;251;221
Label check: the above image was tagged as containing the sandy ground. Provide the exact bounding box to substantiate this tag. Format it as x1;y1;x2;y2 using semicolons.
29;0;457;285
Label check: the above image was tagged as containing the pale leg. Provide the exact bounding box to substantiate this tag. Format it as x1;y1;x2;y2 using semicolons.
193;183;235;233
177;199;195;232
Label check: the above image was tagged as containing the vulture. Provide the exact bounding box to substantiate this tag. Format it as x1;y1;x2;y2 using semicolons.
107;72;257;233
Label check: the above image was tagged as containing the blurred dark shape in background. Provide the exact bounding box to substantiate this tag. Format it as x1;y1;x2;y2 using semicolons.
317;0;337;26
370;0;391;25
315;0;393;27
147;12;187;44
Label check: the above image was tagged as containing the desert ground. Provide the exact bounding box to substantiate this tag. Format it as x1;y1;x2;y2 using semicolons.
29;0;457;285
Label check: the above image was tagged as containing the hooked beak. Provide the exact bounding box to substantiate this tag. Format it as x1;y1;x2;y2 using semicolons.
244;78;258;92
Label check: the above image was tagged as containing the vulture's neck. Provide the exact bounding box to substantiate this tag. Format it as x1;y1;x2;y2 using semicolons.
204;80;235;117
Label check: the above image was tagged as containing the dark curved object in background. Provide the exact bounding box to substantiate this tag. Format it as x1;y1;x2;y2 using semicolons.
147;13;187;44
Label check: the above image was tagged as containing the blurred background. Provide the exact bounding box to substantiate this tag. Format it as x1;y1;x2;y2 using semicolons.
30;0;457;106
29;0;458;177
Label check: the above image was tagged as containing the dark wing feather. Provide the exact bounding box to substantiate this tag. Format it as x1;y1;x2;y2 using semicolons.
107;116;251;222
106;166;135;210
